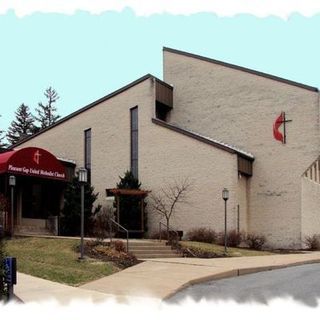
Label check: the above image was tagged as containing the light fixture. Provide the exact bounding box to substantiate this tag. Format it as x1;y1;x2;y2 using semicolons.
9;175;16;237
222;188;229;201
78;168;87;260
9;176;16;187
78;167;88;184
222;188;229;254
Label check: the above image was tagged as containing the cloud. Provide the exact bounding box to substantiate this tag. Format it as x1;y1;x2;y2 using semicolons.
0;0;320;19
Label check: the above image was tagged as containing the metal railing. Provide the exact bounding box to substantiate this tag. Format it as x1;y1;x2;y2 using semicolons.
109;218;129;253
159;221;180;247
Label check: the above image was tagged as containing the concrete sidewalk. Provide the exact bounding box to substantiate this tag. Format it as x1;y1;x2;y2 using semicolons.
15;251;320;303
15;273;116;304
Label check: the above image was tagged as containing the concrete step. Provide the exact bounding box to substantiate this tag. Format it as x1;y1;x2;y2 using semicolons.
131;249;175;255
135;252;181;259
129;239;166;247
127;239;182;259
129;245;172;250
14;225;53;236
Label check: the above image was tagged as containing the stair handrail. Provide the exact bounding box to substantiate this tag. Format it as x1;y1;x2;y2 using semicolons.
159;221;180;247
109;218;129;253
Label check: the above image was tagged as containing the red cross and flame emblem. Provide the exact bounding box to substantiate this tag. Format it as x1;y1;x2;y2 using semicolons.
33;150;42;165
273;112;292;144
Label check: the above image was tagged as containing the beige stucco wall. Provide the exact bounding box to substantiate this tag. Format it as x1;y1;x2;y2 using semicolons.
17;79;155;208
140;121;239;236
301;177;320;241
16;77;240;236
164;50;320;247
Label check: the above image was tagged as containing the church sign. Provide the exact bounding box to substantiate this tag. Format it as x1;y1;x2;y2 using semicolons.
0;147;66;180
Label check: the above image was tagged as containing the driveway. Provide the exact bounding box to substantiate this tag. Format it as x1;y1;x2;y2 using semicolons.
167;263;320;307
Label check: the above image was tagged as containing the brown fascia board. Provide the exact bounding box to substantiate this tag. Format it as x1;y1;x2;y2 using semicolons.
13;73;164;148
154;77;173;90
152;118;254;161
163;47;319;93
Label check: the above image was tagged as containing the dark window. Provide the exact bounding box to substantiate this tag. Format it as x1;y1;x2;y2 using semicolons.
130;107;138;178
84;128;91;183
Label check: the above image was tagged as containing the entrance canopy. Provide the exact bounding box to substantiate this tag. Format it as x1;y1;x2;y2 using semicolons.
106;188;150;198
0;147;66;181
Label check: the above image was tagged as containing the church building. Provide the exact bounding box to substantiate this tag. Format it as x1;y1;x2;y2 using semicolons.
1;47;319;248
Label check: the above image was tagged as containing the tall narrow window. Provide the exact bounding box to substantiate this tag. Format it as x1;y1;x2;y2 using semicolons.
84;128;91;184
130;107;138;178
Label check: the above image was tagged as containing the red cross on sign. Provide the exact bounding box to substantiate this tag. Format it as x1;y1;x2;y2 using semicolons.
33;150;42;165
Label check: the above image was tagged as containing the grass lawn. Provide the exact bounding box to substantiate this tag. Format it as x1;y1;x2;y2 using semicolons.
180;241;274;257
4;237;117;286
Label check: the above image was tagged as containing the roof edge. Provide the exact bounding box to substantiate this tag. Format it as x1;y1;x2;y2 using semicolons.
13;73;156;147
152;118;254;160
163;47;319;93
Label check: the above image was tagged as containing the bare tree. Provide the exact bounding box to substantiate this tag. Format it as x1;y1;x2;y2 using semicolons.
35;87;60;129
149;178;192;238
91;206;115;242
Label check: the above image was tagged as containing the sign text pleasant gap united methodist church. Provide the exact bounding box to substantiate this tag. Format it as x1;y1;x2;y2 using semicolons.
4;147;67;180
7;164;65;179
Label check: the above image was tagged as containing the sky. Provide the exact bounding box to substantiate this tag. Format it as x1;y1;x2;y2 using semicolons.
0;1;320;135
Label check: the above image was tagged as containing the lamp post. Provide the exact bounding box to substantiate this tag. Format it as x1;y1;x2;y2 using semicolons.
9;176;16;237
222;188;229;254
78;168;87;260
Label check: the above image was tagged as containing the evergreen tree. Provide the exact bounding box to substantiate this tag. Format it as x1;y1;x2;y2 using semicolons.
35;87;60;129
0;132;6;149
60;175;101;236
0;115;7;150
116;171;147;236
117;170;141;190
6;104;35;145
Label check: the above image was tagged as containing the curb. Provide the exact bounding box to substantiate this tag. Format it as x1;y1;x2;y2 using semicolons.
163;258;320;301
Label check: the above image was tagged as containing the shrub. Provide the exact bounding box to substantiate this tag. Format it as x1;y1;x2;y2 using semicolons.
217;230;243;247
60;175;101;236
0;193;8;213
179;245;224;258
186;227;217;244
113;240;126;252
304;234;320;250
245;233;266;250
228;230;243;247
85;241;138;268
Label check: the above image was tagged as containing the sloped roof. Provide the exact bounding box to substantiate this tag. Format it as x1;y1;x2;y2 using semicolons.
163;47;319;93
13;74;158;147
152;118;254;160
